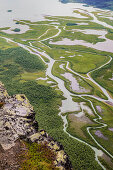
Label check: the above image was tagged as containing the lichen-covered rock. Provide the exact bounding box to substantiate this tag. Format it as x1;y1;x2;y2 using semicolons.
48;141;60;151
0;82;37;150
29;132;42;142
0;82;9;102
56;150;67;164
0;82;72;169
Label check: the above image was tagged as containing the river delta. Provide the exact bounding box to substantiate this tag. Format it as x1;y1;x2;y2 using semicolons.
0;0;113;169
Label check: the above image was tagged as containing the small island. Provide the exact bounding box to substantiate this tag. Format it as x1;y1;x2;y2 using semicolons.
7;10;12;12
15;21;20;24
66;23;78;26
13;28;21;32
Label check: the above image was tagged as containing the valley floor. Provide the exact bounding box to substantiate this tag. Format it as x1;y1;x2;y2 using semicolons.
0;6;113;169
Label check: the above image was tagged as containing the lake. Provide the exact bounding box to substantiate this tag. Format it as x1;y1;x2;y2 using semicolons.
0;0;97;28
60;0;113;10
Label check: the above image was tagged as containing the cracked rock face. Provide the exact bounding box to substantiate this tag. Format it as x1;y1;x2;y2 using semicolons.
0;92;37;150
0;82;72;169
0;82;9;102
0;82;38;150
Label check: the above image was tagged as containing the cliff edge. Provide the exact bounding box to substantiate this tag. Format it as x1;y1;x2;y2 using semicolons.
0;81;72;170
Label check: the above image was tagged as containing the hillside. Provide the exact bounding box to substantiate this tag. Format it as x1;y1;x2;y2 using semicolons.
0;81;71;170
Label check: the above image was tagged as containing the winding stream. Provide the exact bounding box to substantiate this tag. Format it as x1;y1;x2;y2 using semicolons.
28;40;113;168
1;8;113;169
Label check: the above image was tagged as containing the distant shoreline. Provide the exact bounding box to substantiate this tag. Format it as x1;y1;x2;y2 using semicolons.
60;0;113;11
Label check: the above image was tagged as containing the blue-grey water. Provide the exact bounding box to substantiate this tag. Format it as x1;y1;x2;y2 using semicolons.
60;0;113;10
0;0;86;28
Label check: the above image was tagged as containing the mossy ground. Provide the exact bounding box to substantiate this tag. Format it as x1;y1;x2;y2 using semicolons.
19;142;57;170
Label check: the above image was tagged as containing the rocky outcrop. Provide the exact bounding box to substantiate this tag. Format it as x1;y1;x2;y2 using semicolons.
0;82;72;169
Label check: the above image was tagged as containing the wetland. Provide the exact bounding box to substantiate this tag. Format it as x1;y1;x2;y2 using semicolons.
0;0;113;169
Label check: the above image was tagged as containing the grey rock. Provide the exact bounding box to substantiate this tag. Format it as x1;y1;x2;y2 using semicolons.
0;81;72;169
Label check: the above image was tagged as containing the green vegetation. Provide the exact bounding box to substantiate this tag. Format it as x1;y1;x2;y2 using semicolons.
20;142;56;170
66;23;78;26
15;22;20;24
98;16;113;27
98;157;113;170
65;21;106;30
91;128;113;154
35;42;109;74
0;44;102;169
66;53;108;73
92;59;113;97
0;37;18;49
13;28;21;32
0;10;113;169
21;72;45;81
73;10;92;19
47;42;113;56
85;97;113;155
52;29;105;44
0;24;55;40
52;61;93;95
15;49;45;72
39;28;59;41
7;10;12;12
106;29;113;40
0;47;45;72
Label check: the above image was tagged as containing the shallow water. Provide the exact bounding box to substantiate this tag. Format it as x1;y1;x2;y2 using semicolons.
0;0;89;28
72;29;107;38
2;35;112;169
50;37;113;53
1;0;113;167
95;130;108;140
75;102;93;117
108;128;113;132
76;22;89;25
59;63;65;70
2;24;30;34
61;72;90;93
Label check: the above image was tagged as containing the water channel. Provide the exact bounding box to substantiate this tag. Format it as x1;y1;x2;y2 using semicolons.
0;0;113;169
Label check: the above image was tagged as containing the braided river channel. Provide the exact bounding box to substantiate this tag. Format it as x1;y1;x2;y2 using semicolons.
1;0;113;169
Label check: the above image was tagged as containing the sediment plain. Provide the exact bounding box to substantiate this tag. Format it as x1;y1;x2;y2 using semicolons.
0;1;113;169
